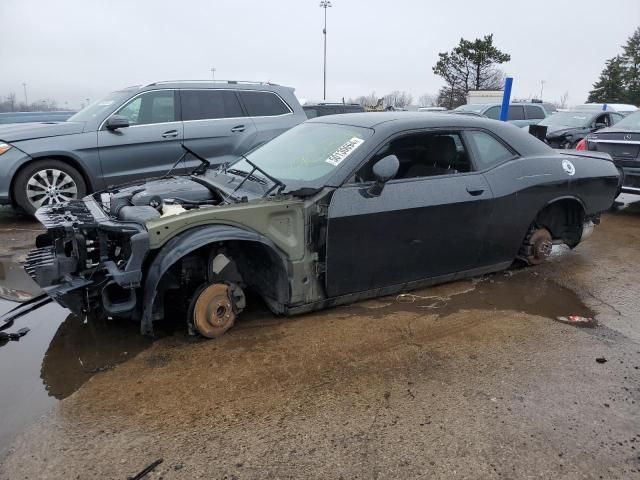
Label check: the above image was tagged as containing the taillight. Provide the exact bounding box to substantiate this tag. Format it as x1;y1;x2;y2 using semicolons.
576;138;587;151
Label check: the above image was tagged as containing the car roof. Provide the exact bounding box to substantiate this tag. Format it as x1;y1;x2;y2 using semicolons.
130;80;293;92
307;111;553;157
307;111;508;129
304;103;361;107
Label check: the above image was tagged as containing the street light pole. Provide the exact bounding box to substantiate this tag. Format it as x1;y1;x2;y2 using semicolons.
319;1;332;100
22;83;28;107
540;80;545;100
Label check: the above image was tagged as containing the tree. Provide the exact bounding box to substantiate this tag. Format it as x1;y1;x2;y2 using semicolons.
349;92;378;107
587;55;627;103
383;90;413;109
418;93;436;107
558;91;569;109
462;35;511;91
7;92;16;112
433;34;510;109
621;27;640;105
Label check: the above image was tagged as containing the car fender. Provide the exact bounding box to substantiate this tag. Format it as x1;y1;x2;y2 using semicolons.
140;224;289;335
12;132;103;191
544;194;586;211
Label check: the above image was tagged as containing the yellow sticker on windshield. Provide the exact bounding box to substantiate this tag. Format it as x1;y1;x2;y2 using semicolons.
325;137;365;166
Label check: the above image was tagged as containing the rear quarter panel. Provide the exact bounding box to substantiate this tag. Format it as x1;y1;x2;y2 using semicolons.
481;152;618;265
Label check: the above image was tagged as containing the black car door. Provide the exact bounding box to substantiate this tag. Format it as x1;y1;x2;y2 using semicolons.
324;130;494;297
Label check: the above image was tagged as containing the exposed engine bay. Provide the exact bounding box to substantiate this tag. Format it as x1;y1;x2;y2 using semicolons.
21;167;291;335
101;176;229;223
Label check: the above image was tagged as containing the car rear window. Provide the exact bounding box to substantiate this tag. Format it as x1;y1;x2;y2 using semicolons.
181;90;245;121
525;105;545;120
239;91;291;117
467;131;515;168
508;105;525;120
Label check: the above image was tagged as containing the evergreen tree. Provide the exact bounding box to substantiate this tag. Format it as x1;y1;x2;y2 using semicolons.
587;56;626;103
433;35;510;109
621;27;640;105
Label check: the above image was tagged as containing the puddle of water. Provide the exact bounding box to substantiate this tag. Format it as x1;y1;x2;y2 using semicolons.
0;259;152;459
0;258;42;302
0;299;66;459
347;268;594;322
0;254;596;458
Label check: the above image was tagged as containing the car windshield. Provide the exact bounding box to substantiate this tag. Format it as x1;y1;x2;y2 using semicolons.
232;122;373;184
67;90;133;123
611;111;640;130
454;104;488;113
538;112;590;128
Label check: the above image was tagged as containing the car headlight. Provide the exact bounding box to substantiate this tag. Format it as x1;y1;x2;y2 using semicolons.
0;143;12;156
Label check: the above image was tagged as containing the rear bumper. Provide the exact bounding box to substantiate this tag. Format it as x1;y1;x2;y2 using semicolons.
620;166;640;189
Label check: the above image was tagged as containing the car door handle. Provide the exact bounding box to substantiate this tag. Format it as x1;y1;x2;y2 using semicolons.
466;185;485;196
231;125;245;133
161;130;178;138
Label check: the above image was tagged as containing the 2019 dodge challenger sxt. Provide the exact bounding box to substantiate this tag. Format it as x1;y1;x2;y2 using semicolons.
19;112;619;338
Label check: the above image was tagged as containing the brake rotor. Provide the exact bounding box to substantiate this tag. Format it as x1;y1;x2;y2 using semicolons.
192;283;237;338
526;227;553;265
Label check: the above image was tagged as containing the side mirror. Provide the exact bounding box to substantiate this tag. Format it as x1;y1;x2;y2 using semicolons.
105;115;130;131
367;154;399;197
593;122;606;130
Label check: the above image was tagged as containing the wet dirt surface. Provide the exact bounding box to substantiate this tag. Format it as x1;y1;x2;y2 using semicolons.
0;201;639;478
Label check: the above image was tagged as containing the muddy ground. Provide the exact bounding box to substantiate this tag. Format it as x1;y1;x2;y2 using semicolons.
0;199;639;479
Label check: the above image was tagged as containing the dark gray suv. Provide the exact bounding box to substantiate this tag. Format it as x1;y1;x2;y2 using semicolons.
0;80;306;214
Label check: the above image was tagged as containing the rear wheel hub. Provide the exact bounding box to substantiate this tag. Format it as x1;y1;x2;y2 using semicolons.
526;228;553;265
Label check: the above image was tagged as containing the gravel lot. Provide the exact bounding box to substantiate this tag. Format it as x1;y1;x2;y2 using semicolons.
0;199;639;479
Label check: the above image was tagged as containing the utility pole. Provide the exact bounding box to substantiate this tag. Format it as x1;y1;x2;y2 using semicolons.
319;1;332;100
540;80;545;100
211;67;216;80
22;83;28;108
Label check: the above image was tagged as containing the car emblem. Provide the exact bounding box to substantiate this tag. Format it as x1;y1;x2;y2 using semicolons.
562;159;576;176
624;134;632;140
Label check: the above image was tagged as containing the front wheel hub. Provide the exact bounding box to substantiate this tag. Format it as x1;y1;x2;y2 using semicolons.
192;283;241;338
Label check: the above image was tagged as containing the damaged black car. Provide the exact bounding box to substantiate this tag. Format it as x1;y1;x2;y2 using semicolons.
18;112;620;338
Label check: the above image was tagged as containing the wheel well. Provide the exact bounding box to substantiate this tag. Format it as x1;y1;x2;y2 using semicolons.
154;239;289;321
535;198;585;247
10;155;93;204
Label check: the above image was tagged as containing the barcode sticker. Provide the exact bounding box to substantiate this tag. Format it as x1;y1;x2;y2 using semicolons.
325;137;365;166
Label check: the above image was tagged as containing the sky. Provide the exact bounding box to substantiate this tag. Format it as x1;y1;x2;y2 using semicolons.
1;0;639;109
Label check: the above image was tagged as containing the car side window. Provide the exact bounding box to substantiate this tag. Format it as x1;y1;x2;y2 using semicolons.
508;105;525;120
484;106;500;120
466;131;515;169
594;113;608;127
355;131;472;182
114;90;176;126
610;113;623;124
238;91;291;117
525;105;545;120
181;90;245;121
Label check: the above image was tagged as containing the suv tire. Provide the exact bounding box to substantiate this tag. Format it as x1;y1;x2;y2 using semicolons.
14;159;87;215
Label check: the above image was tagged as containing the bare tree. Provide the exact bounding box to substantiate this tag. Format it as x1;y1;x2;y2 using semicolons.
384;90;413;109
349;91;378;107
558;91;569;109
7;92;16;112
418;93;436;107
